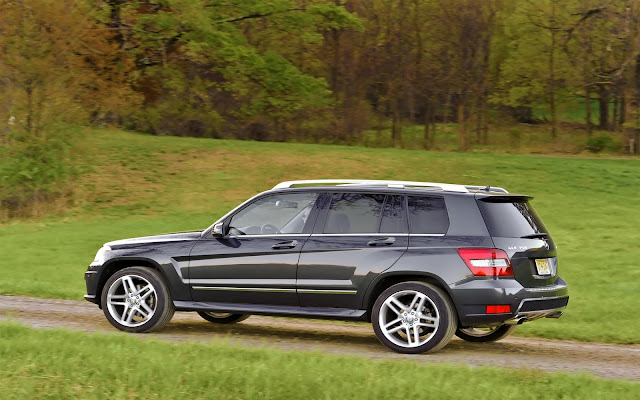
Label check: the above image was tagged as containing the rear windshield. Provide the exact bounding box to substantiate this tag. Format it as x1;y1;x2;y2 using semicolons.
477;199;548;238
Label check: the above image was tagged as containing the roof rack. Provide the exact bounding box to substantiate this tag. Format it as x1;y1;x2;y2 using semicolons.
273;179;470;193
273;180;510;194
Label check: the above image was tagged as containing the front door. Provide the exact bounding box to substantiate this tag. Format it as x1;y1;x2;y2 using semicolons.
297;193;409;309
189;191;320;306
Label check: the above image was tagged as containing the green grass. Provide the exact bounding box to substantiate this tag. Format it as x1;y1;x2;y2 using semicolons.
0;322;637;399
1;128;639;343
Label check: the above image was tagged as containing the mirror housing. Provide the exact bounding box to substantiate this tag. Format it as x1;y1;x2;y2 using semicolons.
212;222;225;238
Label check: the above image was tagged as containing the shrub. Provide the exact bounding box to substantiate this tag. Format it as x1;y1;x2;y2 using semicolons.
585;134;616;153
0;127;79;218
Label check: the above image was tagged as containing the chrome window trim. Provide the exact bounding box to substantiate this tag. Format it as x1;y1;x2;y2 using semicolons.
311;233;407;237
308;233;444;237
228;234;310;238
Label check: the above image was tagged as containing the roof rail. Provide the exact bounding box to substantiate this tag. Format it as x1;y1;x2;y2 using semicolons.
272;179;470;193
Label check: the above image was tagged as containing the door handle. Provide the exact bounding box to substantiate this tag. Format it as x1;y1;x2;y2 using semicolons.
367;237;396;246
272;240;298;249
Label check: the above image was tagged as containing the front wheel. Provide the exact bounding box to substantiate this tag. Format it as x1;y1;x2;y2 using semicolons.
101;266;175;333
372;281;457;354
197;312;250;324
455;325;516;342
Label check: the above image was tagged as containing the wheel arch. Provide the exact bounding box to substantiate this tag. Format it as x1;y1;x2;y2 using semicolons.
96;258;165;308
363;272;454;323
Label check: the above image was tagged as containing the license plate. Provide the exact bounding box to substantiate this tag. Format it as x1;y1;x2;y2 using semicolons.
535;259;551;275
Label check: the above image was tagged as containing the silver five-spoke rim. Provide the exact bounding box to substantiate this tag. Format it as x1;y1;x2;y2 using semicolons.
106;274;157;327
379;290;439;348
459;327;499;337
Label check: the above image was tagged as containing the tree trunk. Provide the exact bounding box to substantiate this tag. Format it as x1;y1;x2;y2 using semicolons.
549;3;558;139
598;85;609;131
612;95;618;132
391;101;402;147
457;101;467;152
585;87;592;136
423;100;433;150
443;93;451;124
619;94;626;128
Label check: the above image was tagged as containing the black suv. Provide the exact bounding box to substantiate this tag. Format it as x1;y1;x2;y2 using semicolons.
84;179;569;353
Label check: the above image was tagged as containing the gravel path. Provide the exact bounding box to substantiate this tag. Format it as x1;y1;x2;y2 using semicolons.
1;295;639;381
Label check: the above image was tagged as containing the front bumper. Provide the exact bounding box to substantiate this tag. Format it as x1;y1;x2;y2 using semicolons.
84;269;99;305
451;277;569;327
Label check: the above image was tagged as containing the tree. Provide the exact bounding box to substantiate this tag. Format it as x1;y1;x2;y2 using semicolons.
0;0;134;216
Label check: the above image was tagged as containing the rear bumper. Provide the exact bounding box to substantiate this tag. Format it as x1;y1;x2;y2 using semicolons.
450;277;569;327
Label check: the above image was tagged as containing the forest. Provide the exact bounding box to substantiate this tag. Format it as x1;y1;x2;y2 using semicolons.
2;0;640;215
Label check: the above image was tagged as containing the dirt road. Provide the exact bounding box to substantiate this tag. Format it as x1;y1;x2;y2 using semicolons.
1;295;638;381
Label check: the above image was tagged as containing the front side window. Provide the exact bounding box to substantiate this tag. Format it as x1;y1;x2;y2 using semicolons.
407;196;449;234
324;193;385;234
229;192;318;235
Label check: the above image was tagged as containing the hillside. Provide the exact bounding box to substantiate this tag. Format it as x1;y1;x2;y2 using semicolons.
1;128;639;343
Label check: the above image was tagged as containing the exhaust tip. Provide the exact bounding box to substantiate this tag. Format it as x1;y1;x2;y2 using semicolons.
545;311;564;319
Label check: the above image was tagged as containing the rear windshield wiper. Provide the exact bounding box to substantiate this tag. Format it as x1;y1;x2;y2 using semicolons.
521;233;549;239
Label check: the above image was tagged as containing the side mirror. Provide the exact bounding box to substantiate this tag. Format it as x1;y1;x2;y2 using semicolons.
212;222;225;238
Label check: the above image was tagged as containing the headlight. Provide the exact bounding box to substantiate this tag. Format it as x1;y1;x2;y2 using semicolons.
90;245;111;267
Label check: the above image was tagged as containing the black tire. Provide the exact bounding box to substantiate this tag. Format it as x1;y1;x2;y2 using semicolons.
371;281;457;354
197;312;250;324
101;266;175;333
455;324;517;342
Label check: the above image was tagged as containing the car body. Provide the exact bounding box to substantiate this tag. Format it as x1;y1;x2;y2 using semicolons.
85;179;569;353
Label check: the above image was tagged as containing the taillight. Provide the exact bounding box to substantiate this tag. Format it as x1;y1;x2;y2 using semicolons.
457;248;514;277
486;305;511;314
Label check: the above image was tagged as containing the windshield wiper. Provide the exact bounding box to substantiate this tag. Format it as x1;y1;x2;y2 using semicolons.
521;233;549;239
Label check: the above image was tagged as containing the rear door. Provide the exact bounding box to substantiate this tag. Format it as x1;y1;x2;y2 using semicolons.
297;192;409;309
476;196;557;288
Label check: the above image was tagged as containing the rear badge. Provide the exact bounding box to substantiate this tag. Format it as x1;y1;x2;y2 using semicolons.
535;259;552;275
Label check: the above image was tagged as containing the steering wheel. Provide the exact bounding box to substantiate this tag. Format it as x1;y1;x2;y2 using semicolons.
260;224;279;234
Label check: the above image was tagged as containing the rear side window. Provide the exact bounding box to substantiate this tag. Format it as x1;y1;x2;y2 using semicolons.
407;196;449;234
324;193;385;233
380;195;408;233
477;200;549;238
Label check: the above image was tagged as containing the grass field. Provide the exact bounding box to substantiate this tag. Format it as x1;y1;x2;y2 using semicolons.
0;128;639;343
0;322;637;399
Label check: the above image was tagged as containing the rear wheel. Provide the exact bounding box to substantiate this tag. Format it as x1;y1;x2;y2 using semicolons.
455;325;516;342
372;281;457;354
101;266;175;333
197;312;250;324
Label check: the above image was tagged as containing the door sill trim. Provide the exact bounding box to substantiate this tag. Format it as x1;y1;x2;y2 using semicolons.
174;301;367;320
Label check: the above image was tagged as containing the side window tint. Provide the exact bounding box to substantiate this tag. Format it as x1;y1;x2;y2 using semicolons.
229;192;318;235
407;196;449;234
324;193;384;234
380;195;408;233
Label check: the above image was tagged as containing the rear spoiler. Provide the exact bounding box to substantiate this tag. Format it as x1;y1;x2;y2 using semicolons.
475;194;533;203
